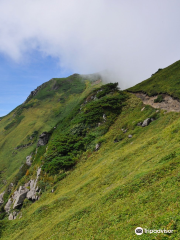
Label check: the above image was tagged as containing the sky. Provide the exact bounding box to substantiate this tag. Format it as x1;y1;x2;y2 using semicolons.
0;0;180;116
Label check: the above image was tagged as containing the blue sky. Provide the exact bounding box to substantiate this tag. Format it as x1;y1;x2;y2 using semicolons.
0;51;72;116
0;0;180;116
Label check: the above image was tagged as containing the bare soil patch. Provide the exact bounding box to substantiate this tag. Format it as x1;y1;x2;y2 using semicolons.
134;93;180;112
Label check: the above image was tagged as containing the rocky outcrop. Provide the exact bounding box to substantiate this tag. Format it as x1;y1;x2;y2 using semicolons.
26;180;40;200
37;132;49;147
8;211;21;220
134;92;180;112
26;155;32;166
142;118;152;127
0;192;4;206
13;187;29;209
142;118;151;127
25;83;46;102
128;135;133;138
4;198;13;213
5;167;42;219
8;213;14;220
137;118;155;127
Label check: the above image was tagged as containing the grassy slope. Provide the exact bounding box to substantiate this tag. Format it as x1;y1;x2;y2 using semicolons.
0;75;101;189
1;93;179;239
128;60;180;98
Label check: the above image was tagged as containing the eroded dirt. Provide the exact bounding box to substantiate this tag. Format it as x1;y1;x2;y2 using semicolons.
134;93;180;112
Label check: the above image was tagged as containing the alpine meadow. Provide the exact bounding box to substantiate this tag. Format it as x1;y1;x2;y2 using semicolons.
0;61;180;240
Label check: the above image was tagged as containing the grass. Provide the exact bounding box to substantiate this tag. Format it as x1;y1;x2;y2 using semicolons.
0;93;179;239
128;60;180;99
0;74;102;190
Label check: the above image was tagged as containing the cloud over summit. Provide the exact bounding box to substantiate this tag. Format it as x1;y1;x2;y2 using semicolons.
0;0;180;88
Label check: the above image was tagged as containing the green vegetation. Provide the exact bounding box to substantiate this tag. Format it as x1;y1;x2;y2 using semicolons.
0;74;102;190
154;94;164;103
0;68;180;239
128;60;180;98
40;83;126;175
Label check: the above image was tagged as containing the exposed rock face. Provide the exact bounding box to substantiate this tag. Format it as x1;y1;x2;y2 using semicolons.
142;118;151;127
128;135;133;138
134;92;180;112
26;155;32;166
8;211;20;220
5;168;42;218
13;186;29;209
37;132;49;147
8;213;14;220
25;84;45;102
0;192;4;206
26;168;41;200
26;180;38;200
4;198;13;212
137;122;142;126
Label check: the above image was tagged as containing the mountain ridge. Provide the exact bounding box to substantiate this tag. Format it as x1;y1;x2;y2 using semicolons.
0;63;180;239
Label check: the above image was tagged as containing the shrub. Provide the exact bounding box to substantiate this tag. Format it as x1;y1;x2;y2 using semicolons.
154;95;163;103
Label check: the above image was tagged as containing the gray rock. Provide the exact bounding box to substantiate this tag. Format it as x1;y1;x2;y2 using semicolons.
24;181;30;188
142;118;151;127
128;135;133;138
26;155;32;166
13;187;29;209
8;211;17;220
95;143;100;151
27;179;37;200
27;189;37;200
29;179;36;189
8;213;14;220
37;132;49;147
103;114;106;121
13;211;17;220
4;198;13;212
12;190;19;201
0;192;5;206
137;122;142;126
37;167;41;178
27;168;41;200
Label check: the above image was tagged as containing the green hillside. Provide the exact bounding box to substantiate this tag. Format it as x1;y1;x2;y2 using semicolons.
0;68;180;239
128;60;180;98
0;74;102;189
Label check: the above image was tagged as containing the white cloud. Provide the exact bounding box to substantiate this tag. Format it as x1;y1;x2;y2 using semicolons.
0;0;180;88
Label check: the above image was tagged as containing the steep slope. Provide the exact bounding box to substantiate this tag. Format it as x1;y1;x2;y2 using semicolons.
0;74;102;189
0;90;179;239
128;60;180;99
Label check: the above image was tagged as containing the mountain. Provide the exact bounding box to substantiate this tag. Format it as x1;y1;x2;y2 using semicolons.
0;64;179;239
128;60;180;98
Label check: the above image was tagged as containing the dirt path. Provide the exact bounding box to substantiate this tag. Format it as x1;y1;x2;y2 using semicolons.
133;93;180;112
